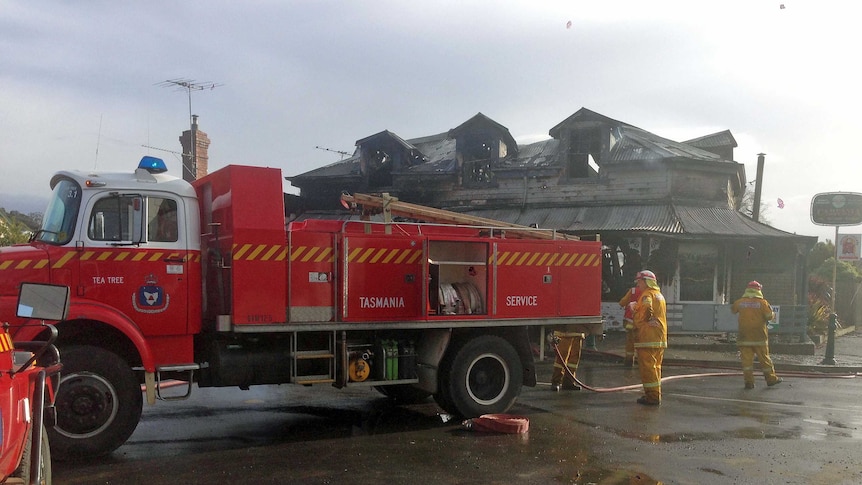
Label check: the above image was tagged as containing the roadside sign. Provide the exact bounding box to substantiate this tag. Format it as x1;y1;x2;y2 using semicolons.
811;192;862;226
838;233;861;261
767;305;780;331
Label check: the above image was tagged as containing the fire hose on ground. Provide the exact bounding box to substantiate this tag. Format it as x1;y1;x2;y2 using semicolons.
551;339;859;394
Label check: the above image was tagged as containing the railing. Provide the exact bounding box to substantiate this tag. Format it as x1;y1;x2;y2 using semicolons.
602;302;809;337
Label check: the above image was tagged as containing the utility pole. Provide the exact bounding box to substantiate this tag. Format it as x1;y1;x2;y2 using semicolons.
157;79;222;180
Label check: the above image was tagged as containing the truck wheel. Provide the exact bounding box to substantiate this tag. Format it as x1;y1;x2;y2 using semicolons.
433;383;457;415
374;384;431;404
440;335;522;417
50;345;143;460
12;423;52;484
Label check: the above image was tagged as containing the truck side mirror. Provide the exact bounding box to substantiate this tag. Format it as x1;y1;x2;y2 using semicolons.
16;282;70;321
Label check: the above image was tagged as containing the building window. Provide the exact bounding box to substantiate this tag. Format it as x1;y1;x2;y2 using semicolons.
566;128;602;179
678;243;717;302
463;159;495;186
367;150;393;188
460;136;502;187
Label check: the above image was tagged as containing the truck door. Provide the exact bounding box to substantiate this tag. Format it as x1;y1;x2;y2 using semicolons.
78;193;190;336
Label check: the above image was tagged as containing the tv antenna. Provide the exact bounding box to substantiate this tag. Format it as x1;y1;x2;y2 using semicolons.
157;78;222;180
315;145;352;160
157;78;223;125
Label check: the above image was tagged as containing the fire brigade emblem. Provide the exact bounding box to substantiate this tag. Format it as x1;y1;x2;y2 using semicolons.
132;274;170;313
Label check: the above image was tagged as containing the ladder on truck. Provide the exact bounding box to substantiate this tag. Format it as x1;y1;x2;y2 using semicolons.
340;193;579;241
290;331;336;385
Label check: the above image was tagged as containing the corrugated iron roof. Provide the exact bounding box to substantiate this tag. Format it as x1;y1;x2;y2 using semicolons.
684;130;738;149
609;127;726;163
456;204;809;239
499;139;559;168
291;108;736;181
288;154;361;179
291;203;814;243
402;133;457;174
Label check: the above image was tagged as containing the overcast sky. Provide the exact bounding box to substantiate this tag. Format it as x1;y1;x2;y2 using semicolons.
1;1;859;242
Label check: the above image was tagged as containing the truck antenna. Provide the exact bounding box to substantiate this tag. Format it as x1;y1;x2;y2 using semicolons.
94;114;103;170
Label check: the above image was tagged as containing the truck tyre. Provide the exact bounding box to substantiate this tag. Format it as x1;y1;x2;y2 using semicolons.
12;423;52;484
374;384;431;404
440;335;523;417
50;345;143;460
432;388;455;414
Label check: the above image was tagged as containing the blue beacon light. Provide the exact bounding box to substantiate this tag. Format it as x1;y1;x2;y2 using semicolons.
138;156;168;174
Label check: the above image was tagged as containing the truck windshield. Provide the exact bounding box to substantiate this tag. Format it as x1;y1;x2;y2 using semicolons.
34;178;81;245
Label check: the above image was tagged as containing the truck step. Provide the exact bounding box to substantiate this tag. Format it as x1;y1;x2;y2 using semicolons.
292;350;335;360
293;375;336;385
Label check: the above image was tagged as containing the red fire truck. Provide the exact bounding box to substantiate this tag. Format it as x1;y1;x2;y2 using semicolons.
0;157;602;460
1;282;63;485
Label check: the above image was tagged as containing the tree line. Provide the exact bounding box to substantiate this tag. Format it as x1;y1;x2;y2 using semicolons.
0;208;41;246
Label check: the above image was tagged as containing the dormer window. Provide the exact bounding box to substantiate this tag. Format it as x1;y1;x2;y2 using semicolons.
566;127;602;179
461;137;504;186
447;113;518;188
356;131;417;190
367;149;392;188
463;137;503;161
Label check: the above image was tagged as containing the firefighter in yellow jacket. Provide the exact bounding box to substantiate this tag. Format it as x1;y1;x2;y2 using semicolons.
731;281;782;389
632;270;667;406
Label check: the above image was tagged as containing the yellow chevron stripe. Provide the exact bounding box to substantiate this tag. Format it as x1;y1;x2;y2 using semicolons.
1;249;202;271
367;248;387;263
314;247;332;262
481;251;601;268
261;245;281;261
52;251;76;268
394;249;411;264
381;249;399;264
0;334;12;352
406;249;422;264
246;245;267;260
291;246;307;261
301;246;319;262
356;248;376;263
233;244;252;260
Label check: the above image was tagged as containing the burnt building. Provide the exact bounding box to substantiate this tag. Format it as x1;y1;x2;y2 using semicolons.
289;108;817;335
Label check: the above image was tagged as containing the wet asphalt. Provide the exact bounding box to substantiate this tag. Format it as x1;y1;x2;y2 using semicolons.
52;329;862;485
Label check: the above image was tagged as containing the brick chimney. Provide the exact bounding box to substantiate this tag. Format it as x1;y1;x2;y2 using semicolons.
180;115;211;182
